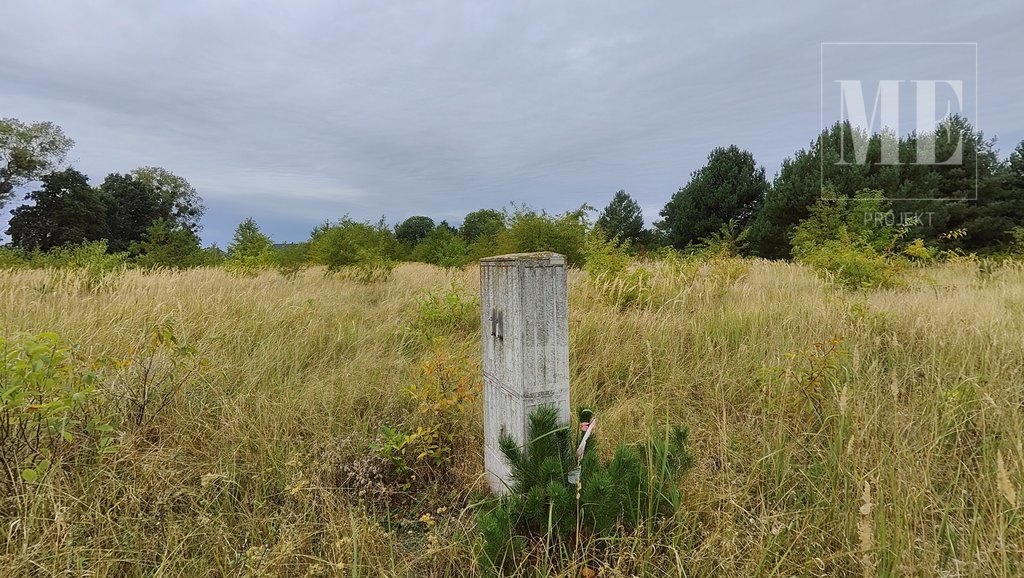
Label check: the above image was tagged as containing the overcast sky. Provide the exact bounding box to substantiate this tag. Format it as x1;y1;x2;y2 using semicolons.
2;1;1021;245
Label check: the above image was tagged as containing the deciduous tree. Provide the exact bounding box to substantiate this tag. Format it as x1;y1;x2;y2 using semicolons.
0;118;74;208
7;169;107;250
395;216;435;246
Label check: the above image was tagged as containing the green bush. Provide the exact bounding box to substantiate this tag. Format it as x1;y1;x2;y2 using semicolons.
0;247;29;269
224;218;275;276
581;229;631;279
792;190;905;289
496;206;590;267
308;218;400;280
410;286;480;344
411;226;469;269
477;406;693;574
272;242;309;278
798;237;901;289
1;332;114;487
131;219;206;269
35;241;128;292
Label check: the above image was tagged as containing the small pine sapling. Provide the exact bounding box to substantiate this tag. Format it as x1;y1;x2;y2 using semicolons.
477;404;693;573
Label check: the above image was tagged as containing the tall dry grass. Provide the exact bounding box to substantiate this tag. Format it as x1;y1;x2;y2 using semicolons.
1;259;1022;576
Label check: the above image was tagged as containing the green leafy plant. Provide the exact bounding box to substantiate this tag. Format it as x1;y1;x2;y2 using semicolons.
272;242;309;278
477;405;693;574
0;246;29;270
373;342;479;486
792;190;906;289
307;217;400;281
1;332;114;487
410;286;480;343
224;217;275;276
34;241;128;292
496;205;592;267
130;219;206;269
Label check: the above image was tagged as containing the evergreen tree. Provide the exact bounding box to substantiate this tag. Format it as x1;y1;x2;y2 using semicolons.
658;145;767;249
131;219;205;268
595;190;645;245
227;217;273;259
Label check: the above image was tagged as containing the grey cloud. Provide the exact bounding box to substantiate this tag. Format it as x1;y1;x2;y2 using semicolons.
1;0;1020;244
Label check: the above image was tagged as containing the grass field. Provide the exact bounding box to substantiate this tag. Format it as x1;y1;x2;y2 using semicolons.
1;258;1022;576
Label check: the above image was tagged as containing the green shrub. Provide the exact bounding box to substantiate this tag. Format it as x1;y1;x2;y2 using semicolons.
411;226;469;269
792;190;905;289
798;237;902;289
0;247;29;269
497;206;590;267
272;242;309;278
131;219;206;269
224;218;275;276
35;241;128;292
582;229;631;279
410;286;479;343
308;218;400;281
1;332;114;487
477;406;693;574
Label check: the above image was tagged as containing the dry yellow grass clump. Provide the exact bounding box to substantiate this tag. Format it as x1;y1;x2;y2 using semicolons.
1;259;1022;576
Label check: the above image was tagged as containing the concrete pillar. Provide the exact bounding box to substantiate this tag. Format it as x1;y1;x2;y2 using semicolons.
480;252;570;494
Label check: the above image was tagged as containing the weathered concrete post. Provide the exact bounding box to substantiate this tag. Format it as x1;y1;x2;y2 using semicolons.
480;252;570;494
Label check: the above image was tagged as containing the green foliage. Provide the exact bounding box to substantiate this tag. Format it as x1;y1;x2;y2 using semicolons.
224;217;274;276
658;145;767;249
1009;227;1024;257
131;219;205;269
582;231;657;310
5;163;205;259
477;406;693;574
6;169;108;251
272;243;309;278
791;189;906;289
129;167;205;234
460;209;506;243
34;241;128;292
0;247;29;269
374;343;478;484
791;189;893;255
747;117;1021;258
697;219;747;258
410;226;469;269
595;190;646;246
1;331;114;488
0;117;75;208
497;205;590;266
307;218;400;281
410;285;480;344
582;229;632;279
395;216;435;247
97;172;164;253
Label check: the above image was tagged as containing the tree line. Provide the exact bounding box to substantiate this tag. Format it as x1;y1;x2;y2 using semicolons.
3;114;1023;270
